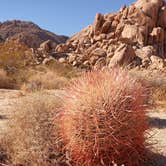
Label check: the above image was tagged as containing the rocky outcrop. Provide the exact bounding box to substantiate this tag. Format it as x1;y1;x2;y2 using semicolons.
108;44;136;68
52;0;166;70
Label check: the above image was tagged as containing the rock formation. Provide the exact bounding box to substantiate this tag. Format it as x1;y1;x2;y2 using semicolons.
53;0;166;70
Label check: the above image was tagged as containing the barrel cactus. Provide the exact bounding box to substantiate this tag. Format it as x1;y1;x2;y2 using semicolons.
61;68;150;166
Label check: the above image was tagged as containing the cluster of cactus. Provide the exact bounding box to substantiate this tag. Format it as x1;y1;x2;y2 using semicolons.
61;68;150;166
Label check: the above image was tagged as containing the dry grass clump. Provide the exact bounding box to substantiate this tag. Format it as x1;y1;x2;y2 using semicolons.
45;60;81;78
0;68;14;89
61;68;150;166
129;69;166;110
153;86;166;109
0;93;65;166
21;70;68;92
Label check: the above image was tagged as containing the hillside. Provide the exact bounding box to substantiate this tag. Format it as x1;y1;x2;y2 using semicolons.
0;20;68;48
54;0;166;70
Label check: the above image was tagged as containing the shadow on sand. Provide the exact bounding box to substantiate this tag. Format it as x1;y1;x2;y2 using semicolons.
0;115;7;120
149;117;166;129
150;151;166;166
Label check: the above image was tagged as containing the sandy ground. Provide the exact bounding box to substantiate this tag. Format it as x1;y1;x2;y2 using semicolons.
0;89;165;165
148;110;166;166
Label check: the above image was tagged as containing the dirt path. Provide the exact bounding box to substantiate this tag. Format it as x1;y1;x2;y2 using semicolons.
0;89;165;165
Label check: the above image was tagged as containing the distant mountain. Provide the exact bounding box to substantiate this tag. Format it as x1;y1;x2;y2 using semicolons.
0;20;68;48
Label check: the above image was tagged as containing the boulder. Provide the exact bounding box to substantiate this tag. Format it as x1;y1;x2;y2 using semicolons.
135;46;157;59
89;56;99;65
121;24;145;45
90;48;107;57
150;55;165;69
58;57;66;63
109;44;136;68
94;57;106;70
158;6;166;28
68;54;77;63
101;21;112;34
150;27;165;43
40;40;55;53
134;0;163;24
93;13;104;35
42;57;54;65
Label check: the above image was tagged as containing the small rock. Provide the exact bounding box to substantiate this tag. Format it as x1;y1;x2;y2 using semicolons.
58;57;66;63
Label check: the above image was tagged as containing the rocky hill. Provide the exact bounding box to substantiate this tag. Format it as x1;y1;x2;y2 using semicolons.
53;0;166;70
0;20;68;48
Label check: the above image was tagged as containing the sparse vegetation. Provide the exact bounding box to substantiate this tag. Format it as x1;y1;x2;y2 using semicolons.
129;69;166;110
0;93;64;166
45;60;81;78
21;70;68;92
0;68;14;89
0;40;34;69
61;68;150;166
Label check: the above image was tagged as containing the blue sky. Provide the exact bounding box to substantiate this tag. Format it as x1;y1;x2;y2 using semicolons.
0;0;135;36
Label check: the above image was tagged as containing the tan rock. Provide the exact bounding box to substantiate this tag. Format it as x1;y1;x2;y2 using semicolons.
90;48;107;57
111;20;119;28
101;21;111;34
135;46;156;59
68;54;77;63
40;40;56;53
72;60;79;67
94;57;106;70
56;44;69;53
93;13;104;35
128;6;155;29
121;24;145;45
122;7;129;19
106;32;115;39
109;44;136;68
106;13;116;21
89;56;99;65
58;57;66;63
158;6;166;28
83;60;90;66
94;33;106;42
134;0;163;24
42;57;54;65
150;55;165;69
150;27;165;43
141;59;151;68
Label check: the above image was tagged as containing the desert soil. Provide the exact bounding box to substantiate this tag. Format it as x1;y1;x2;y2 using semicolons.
0;89;165;165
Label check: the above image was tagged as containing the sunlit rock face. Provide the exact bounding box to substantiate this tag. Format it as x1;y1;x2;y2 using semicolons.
53;0;166;70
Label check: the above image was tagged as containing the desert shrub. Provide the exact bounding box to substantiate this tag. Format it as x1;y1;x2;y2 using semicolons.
21;70;68;92
0;68;14;89
153;86;166;109
61;68;150;166
0;40;34;69
45;60;81;78
0;93;65;166
129;69;166;110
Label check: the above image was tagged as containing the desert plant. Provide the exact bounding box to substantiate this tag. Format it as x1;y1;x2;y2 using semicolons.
0;93;65;166
21;70;68;92
61;68;150;166
45;60;80;78
153;86;166;109
0;68;14;89
0;40;34;69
